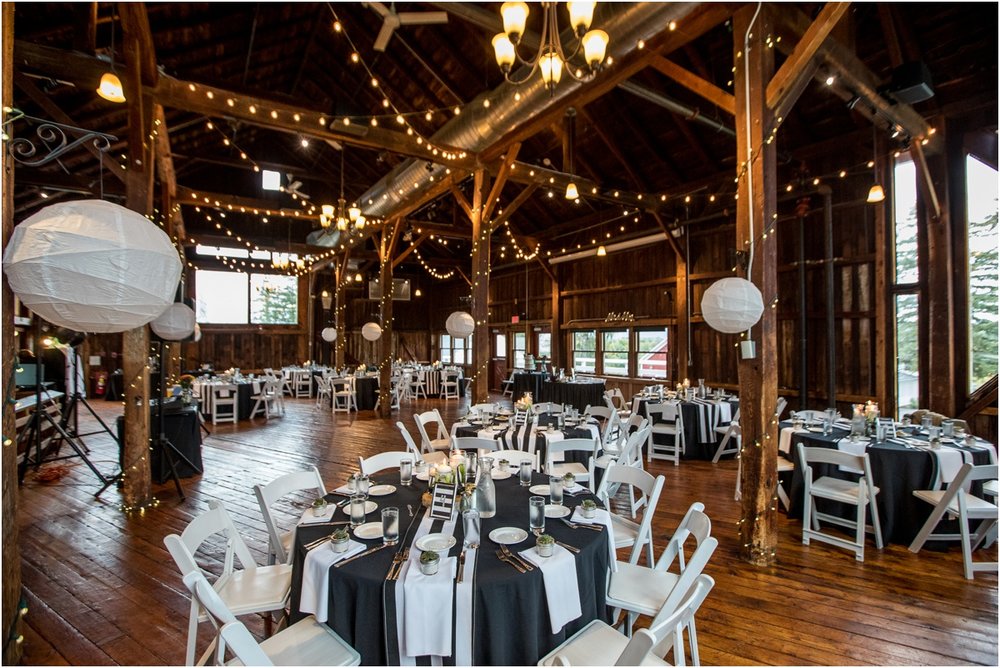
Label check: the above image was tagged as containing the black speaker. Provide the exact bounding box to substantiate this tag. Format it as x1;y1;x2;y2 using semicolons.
885;61;934;105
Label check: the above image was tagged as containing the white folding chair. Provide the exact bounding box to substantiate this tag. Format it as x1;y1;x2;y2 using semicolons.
597;460;664;567
797;443;884;562
606;502;718;642
711;407;740;463
539;574;715;667
775;396;787;421
415;409;451;454
545;437;598;490
533;401;562;415
293;370;312;398
210;385;238;425
909;463;998;579
501;370;515;397
279;369;294;397
253;465;327;565
183;571;360;666
314;376;332;408
491;448;540;472
164;502;292;666
775;456;795;510
331;378;357;413
409;370;428;399
358;451;414;476
250;380;282;420
646;401;685;466
452;435;500;454
440;371;461;400
585;404;621;451
395;421;446;466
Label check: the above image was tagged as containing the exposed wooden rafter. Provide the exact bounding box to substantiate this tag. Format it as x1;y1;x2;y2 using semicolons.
648;54;736;115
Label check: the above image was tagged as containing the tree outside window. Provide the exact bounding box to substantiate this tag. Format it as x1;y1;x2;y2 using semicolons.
572;330;596;373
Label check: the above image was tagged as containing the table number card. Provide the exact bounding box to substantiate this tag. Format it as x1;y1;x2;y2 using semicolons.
429;482;457;520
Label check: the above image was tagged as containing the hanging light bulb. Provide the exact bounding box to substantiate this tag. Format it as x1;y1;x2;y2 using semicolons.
97;72;126;103
565;182;579;199
500;2;529;43
867;114;885;204
355;272;363;282
867;184;886;203
349;205;361;221
596;245;607;256
539;49;563;91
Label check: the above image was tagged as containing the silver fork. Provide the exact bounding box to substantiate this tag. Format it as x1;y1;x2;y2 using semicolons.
390;548;410;581
501;545;534;571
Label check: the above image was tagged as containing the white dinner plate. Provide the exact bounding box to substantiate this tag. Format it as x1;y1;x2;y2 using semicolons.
415;533;457;552
353;522;383;540
341;500;378;515
806;427;825;433
489;527;528;545
368;484;396;497
492;471;512;480
415;472;430;481
544;504;570;518
528;485;550;495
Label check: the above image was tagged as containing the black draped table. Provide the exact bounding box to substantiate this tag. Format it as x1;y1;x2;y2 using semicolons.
782;422;995;544
511;372;547;400
453;413;601;473
116;402;203;484
633;396;739;460
540;380;606;412
192;380;254;420
290;471;611;665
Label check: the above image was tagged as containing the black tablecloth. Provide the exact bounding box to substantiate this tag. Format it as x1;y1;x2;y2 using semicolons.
455;414;600;474
541;380;607;412
289;472;610;665
784;424;993;545
354;377;379;410
512;372;547;400
635;398;739;460
116;403;203;484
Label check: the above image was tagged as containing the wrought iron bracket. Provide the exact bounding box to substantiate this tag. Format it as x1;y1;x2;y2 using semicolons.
3;108;117;167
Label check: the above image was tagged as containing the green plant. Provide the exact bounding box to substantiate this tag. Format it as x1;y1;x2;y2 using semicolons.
420;550;439;564
581;499;597;510
536;533;555;545
331;527;349;540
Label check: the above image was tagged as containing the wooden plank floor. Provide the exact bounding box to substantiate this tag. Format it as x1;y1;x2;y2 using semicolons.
15;395;998;666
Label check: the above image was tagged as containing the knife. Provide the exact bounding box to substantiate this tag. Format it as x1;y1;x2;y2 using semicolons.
334;542;389;567
456;549;466;583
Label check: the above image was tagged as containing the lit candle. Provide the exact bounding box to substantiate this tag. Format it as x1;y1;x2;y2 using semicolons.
683;378;690;388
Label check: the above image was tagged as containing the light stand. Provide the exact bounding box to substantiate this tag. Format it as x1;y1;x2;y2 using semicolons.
57;332;121;452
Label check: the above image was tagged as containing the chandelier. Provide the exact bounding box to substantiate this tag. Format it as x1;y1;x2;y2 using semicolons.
271;252;290;270
320;149;367;233
492;2;609;94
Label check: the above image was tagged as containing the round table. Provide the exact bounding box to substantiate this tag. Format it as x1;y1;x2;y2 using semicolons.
290;472;611;665
633;396;740;460
541;380;606;412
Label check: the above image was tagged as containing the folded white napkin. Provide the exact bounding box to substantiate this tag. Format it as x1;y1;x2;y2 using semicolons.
332;484;354;496
778;426;804;455
298;506;335;525
570;507;618;572
562;483;586;496
401;555;458;658
934;447;967;485
519;545;582;634
299;540;366;622
836;439;867;474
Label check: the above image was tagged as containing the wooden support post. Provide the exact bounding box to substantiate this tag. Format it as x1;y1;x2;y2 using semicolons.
550;266;562;370
335;252;349;369
734;4;779;567
675;249;689;383
469;170;491;403
120;26;155;509
377;221;402;418
1;5;23;664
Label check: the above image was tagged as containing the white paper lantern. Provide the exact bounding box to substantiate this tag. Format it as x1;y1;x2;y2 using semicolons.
445;311;475;339
193;323;202;342
362;322;382;341
151;303;196;341
2;200;182;333
321;327;338;342
700;277;764;334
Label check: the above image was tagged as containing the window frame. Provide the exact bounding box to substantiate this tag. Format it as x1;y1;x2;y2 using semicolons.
635;327;670;380
571;330;597;374
196;269;299;326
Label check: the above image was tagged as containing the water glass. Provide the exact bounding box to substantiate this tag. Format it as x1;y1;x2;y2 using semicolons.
529;496;546;535
549;476;564;506
519;460;533;487
921;416;932;430
349;495;367;526
462;509;481;548
466;452;478;480
346;474;358;493
399;458;413;487
357;475;371;497
381;507;399;545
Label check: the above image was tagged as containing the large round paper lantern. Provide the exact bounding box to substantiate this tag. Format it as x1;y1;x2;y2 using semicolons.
321;327;338;342
445;311;475;339
700;277;764;334
2;199;182;333
151;303;196;341
361;322;382;341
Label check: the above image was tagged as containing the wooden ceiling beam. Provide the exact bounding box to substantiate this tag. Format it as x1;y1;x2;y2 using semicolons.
401;220;470;240
482;143;521;222
766;2;851;121
392;232;430;269
648;55;736;115
652;211;686;262
152;105;186;241
449;183;473;220
489;183;539;234
577;106;648;192
176;184;320;220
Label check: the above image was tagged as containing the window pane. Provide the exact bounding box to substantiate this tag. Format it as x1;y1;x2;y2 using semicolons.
895;294;919;418
196;270;248;324
893;157;919;283
572;330;596;372
637;329;669;378
250;274;298;324
441;350;452;363
513;332;526;369
537;333;551;357
454;349;465;364
495;334;507;358
966;155;999;392
441;334;451;348
602;330;629;376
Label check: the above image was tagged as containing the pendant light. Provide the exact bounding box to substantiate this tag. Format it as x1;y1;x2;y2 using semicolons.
564;107;579;200
96;13;126;103
335;149;349;231
867;118;885;204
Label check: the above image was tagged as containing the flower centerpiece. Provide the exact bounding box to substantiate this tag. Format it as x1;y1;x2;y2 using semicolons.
515;392;533;412
179;374;196;405
864;401;879;432
449;451;467;485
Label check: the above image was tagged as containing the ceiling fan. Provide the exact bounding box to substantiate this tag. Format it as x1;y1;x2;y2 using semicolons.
364;2;448;52
282;174;311;200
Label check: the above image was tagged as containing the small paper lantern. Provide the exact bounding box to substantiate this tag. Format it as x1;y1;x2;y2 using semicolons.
321;327;337;342
700;277;764;334
445;311;475;339
151;303;196;341
362;322;382;341
193;323;202;342
2;200;182;333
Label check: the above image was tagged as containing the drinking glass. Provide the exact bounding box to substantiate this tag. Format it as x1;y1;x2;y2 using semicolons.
549;476;564;506
462;508;481;548
921;416;932;430
519;460;533;487
529;496;546;535
357;475;371;497
381;507;399;545
466;452;478;480
346;474;358;494
399;458;413;487
349;495;367;526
